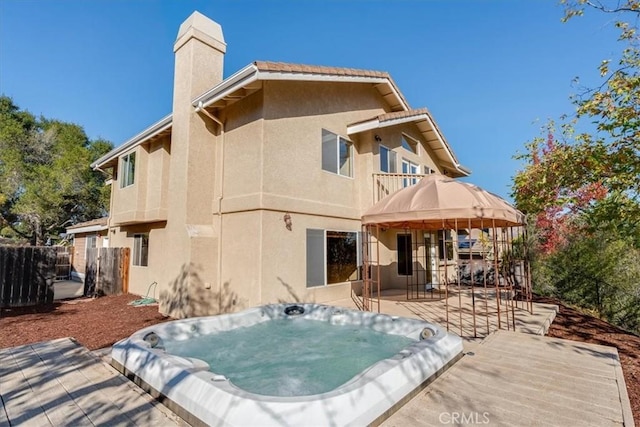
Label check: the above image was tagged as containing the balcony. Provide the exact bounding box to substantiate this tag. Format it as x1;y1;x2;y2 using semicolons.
373;173;430;203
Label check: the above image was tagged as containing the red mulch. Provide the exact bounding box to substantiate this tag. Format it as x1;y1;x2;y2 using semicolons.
1;294;638;424
0;294;170;351
535;296;640;425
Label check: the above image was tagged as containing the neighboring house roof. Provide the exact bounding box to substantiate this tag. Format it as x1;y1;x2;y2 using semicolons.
347;108;471;177
92;60;467;174
66;217;109;234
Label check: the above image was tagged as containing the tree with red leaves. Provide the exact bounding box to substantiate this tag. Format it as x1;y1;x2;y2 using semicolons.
513;1;640;333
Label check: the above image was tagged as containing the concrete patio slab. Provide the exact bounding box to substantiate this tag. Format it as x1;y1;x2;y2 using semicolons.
53;280;84;300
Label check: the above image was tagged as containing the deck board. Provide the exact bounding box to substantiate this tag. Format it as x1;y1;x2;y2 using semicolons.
1;329;634;427
0;338;185;427
382;331;634;427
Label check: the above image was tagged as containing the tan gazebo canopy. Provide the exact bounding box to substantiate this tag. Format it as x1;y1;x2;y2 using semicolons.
362;174;525;229
359;174;532;337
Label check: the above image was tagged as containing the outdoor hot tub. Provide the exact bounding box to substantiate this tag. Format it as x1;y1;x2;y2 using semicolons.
111;303;463;426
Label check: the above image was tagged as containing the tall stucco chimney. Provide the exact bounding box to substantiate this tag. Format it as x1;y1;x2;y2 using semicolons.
162;12;226;317
173;11;226;98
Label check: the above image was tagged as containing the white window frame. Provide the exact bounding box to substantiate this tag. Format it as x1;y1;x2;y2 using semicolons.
120;152;136;188
402;159;420;187
438;230;454;263
306;229;361;287
401;133;419;154
133;233;149;267
322;129;353;178
379;145;397;173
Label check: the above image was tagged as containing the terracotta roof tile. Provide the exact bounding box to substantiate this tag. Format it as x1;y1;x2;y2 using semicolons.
348;108;431;128
254;61;391;79
377;108;430;122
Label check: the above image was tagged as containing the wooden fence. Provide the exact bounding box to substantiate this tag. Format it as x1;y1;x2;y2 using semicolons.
85;247;130;296
55;246;73;280
0;246;57;308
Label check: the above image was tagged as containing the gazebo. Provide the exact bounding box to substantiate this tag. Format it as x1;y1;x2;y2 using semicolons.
360;174;532;338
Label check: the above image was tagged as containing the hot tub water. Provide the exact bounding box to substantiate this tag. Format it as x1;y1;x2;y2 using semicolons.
164;317;415;396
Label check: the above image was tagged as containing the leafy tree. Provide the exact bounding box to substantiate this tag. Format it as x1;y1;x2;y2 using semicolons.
0;96;113;245
513;1;640;333
514;0;640;246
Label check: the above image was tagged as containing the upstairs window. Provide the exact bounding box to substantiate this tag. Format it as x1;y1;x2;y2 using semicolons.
133;233;149;267
120;152;136;188
322;129;353;177
380;145;397;173
402;159;419;187
401;135;418;154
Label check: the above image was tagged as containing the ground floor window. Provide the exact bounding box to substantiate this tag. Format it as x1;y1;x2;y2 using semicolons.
133;233;149;266
306;229;360;287
438;230;454;262
397;233;413;276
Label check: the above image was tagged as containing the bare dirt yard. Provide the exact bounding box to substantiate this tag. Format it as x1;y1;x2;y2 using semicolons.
0;294;169;350
1;293;638;424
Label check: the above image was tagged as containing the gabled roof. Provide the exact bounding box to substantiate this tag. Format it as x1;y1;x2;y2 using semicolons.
192;61;409;112
347;108;470;177
92;61;462;172
91;114;172;169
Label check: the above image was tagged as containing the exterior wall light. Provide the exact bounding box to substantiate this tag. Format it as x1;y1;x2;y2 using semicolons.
283;213;292;231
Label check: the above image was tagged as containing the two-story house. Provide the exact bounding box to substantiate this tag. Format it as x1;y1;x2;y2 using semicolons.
92;11;470;318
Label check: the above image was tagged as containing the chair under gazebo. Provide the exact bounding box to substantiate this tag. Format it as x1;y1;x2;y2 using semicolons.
360;174;533;338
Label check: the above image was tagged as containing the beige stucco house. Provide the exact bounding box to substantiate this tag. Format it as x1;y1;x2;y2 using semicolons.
92;11;470;318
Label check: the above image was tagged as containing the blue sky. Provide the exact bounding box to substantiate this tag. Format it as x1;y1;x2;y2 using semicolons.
0;1;623;200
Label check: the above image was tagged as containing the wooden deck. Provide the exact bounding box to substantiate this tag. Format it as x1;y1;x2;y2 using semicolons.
0;338;185;426
0;326;634;426
330;288;560;341
383;331;635;427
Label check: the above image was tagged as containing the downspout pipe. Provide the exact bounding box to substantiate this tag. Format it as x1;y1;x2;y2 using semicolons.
195;102;225;310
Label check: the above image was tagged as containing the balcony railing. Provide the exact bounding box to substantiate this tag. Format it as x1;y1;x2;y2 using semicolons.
373;173;430;203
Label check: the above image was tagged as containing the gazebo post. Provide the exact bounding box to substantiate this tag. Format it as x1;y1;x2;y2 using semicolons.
492;219;501;330
375;224;381;313
502;227;511;331
455;218;463;337
481;218;490;336
524;225;534;314
468;218;477;338
510;228;516;330
443;218;449;333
